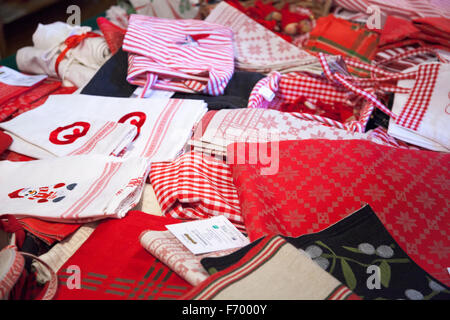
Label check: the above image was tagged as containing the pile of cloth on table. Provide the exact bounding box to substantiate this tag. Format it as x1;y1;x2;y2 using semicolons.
0;0;449;301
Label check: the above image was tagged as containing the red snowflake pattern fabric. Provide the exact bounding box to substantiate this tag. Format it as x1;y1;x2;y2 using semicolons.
227;139;450;286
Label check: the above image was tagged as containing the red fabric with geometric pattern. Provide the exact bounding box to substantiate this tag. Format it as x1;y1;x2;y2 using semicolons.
55;211;192;300
228;139;450;286
0;130;12;154
97;17;127;55
0;78;62;122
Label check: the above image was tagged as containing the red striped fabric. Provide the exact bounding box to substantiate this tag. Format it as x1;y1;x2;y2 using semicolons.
123;14;234;96
149;152;245;231
336;0;449;18
334;0;370;13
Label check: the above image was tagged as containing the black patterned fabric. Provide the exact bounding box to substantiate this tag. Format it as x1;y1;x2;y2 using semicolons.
201;205;450;300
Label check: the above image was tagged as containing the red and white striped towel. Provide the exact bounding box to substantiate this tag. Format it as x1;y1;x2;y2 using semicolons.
123;14;234;96
388;63;450;151
12;94;207;161
205;1;317;74
0;155;150;223
335;0;449;18
149;152;245;231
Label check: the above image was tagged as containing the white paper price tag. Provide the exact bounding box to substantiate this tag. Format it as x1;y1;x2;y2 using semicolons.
166;215;249;255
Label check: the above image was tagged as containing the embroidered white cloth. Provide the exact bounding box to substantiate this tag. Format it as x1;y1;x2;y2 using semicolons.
388;63;450;151
0;115;137;159
123;14;234;96
140;230;237;286
7;94;207;161
16;22;111;87
204;1;318;74
0;155;150;222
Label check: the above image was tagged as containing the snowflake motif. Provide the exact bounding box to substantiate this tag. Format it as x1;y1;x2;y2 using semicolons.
248;44;262;56
400;153;420;168
260;115;279;130
287;126;300;136
265;220;281;234
256;183;276;200
352;144;374;158
384;167;404;183
395;211;417;233
309;130;327;139
432;174;450;191
331;162;353;178
285;210;306;228
277;40;292;54
416;192;436;209
277;165;299;183
242;20;257;33
363;184;386;202
298;145;322;160
308;185;331;202
429;240;450;260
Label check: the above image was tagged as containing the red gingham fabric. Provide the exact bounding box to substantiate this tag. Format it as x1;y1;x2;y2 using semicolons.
149;152;245;231
248;53;422;132
395;63;441;131
123;14;234;97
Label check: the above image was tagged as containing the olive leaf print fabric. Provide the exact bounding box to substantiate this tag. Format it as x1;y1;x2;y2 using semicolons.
201;205;450;300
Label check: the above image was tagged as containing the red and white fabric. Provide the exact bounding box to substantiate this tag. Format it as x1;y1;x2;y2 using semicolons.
140;230;238;286
0;155;150;223
370;0;450;19
333;0;370;13
13;94;207;161
189;108;391;156
335;0;449;19
204;1;318;74
247;54;405;132
123;14;234;96
0;243;25;300
248;50;448;134
388;63;450;151
149;152;245;231
0;113;137;159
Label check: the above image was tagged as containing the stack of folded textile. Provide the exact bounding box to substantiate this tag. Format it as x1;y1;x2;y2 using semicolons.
1;0;449;303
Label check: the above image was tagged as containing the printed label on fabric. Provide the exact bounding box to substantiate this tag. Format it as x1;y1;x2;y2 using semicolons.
0;66;47;87
166;215;250;255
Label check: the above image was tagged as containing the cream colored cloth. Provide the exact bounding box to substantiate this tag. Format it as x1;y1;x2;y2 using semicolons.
16;22;111;87
132;183;163;216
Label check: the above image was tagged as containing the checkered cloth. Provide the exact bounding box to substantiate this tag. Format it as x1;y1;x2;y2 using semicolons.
149;152;245;231
396;63;441;130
